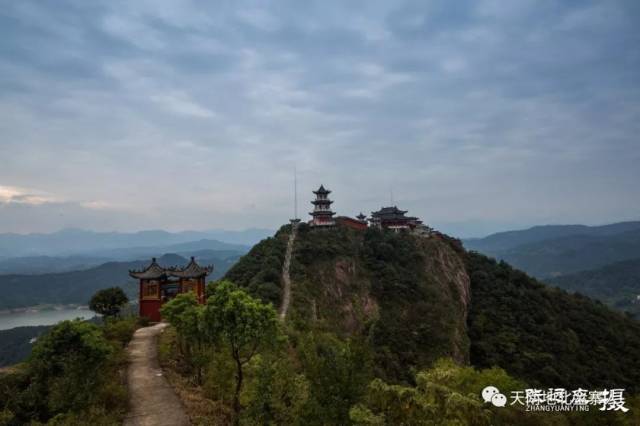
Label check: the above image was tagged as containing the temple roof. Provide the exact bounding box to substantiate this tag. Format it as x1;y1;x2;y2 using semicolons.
129;257;167;279
371;206;418;221
356;212;367;220
169;257;214;278
312;184;331;195
129;257;213;280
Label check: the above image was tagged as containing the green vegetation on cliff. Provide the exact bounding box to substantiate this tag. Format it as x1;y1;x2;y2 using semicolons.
224;231;288;307
226;224;471;382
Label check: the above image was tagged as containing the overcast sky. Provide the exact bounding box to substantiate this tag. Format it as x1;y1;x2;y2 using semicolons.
1;0;639;238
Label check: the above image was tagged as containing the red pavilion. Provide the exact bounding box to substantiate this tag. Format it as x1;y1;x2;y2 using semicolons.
129;257;213;322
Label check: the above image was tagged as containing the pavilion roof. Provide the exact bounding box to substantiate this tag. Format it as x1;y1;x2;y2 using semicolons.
169;257;214;278
129;256;213;279
129;257;166;279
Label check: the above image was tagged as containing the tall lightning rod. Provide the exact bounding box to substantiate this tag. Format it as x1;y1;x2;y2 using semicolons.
294;166;298;220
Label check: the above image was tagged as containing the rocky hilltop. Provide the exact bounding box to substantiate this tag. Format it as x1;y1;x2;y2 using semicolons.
227;223;469;381
225;223;640;390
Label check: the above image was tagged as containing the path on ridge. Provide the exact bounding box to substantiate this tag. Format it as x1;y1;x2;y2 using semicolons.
279;222;298;320
123;323;190;426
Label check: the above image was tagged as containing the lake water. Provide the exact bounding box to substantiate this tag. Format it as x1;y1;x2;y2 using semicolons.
0;307;97;330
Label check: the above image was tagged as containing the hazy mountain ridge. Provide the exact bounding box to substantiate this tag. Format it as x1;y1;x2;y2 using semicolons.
0;243;247;276
464;221;640;278
464;221;640;252
0;251;241;310
79;239;249;260
0;255;113;275
0;228;272;258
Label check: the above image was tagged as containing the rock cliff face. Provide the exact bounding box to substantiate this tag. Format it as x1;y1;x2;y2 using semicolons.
225;224;471;381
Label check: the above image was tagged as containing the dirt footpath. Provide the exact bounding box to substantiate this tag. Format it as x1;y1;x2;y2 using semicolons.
123;323;190;426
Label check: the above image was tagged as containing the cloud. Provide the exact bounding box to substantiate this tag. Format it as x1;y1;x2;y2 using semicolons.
0;185;55;205
0;0;639;237
150;91;216;118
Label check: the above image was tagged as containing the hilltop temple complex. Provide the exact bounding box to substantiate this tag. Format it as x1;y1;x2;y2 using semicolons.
131;185;429;321
308;184;429;233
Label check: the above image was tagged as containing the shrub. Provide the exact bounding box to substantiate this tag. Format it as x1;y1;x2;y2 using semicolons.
103;317;138;348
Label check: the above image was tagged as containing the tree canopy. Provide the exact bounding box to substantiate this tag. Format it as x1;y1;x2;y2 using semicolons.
89;286;128;318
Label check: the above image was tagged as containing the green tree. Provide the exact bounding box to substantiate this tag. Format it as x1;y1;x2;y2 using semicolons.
160;292;201;350
242;354;310;425
89;287;128;319
350;358;560;426
298;332;372;425
202;281;278;424
160;292;207;383
26;320;113;421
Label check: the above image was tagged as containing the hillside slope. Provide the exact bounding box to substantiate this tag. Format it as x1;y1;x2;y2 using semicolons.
226;225;640;392
467;252;640;393
0;326;51;367
548;257;640;317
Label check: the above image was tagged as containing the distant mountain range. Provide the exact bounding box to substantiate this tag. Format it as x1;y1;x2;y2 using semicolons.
464;221;640;278
0;251;243;310
464;221;640;318
0;228;272;258
0;239;249;275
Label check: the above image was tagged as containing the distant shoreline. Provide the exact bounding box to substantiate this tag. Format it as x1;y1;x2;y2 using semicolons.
0;304;89;316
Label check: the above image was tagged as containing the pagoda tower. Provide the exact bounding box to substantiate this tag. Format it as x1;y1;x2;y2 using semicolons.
309;184;336;226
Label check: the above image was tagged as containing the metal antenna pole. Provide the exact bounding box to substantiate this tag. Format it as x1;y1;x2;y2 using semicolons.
294;166;298;220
